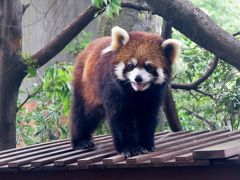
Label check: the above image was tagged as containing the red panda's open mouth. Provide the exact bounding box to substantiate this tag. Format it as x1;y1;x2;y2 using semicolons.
132;82;149;91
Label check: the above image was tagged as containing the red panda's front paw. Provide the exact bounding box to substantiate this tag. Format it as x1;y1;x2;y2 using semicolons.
72;140;95;150
121;147;149;157
131;146;149;156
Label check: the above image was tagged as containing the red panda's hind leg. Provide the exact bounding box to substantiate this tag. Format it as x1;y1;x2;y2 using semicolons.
70;93;104;150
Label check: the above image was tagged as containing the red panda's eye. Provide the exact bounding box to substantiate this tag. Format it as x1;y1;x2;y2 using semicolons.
145;64;155;73
126;63;135;71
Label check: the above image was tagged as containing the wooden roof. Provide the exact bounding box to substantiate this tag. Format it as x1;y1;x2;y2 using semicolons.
1;129;240;172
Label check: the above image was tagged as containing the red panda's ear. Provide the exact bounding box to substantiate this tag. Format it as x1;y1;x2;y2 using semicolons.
102;26;129;54
162;39;182;64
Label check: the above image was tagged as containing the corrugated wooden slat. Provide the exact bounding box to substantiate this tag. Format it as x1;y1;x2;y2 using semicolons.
0;139;69;156
127;130;228;164
8;148;73;167
193;139;240;160
54;146;114;166
31;149;90;167
103;155;126;165
0;144;70;166
151;131;240;163
1;130;240;171
0;141;70;160
100;131;190;165
31;136;114;167
78;151;117;168
174;153;193;162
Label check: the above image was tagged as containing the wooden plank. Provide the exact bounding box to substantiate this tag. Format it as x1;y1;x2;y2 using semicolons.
0;141;70;159
103;155;126;164
31;149;91;167
0;144;70;166
52;132;178;166
78;151;117;168
102;131;206;165
101;132;187;165
175;153;193;162
8;147;74;168
151;131;240;163
126;130;228;164
155;130;228;147
193;139;240;160
32;138;114;167
0;134;109;157
155;130;209;144
0;139;69;156
54;145;114;166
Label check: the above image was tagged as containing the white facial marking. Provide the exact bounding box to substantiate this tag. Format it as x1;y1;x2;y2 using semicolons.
130;58;137;66
127;67;153;91
114;62;125;80
145;60;152;65
155;68;165;84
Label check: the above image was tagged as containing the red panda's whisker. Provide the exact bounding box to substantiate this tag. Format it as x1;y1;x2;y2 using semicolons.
109;79;118;85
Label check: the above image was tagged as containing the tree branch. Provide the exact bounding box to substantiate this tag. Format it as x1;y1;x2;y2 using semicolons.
22;3;30;15
194;89;214;98
183;108;217;130
145;0;240;69
233;31;240;37
172;57;219;90
121;2;150;12
161;20;182;132
161;20;172;39
31;6;102;68
16;84;43;112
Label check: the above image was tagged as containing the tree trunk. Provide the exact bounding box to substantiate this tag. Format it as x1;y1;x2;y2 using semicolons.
0;0;25;150
0;2;100;150
145;0;240;69
161;20;182;132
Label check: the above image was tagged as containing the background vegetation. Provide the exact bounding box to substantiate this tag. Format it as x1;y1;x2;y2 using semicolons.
16;0;240;146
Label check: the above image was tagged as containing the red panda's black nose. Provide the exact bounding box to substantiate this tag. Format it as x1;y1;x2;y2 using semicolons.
135;75;143;83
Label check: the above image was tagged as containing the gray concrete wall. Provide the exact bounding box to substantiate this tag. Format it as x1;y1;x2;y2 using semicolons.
21;0;99;63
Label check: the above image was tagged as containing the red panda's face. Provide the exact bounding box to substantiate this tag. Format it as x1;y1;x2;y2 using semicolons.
114;57;165;91
102;26;182;92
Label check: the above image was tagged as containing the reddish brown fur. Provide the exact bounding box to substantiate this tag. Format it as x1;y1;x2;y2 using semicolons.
115;32;166;69
72;37;111;108
73;32;170;109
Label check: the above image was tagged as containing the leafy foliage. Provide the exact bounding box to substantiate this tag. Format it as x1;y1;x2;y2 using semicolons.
91;0;121;17
65;31;92;56
22;53;39;78
172;0;240;131
17;63;73;146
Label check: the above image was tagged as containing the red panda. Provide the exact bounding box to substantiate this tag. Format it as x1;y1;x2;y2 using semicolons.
71;26;181;157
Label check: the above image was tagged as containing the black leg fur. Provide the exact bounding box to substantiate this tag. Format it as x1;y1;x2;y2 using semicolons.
108;112;139;157
137;115;158;152
70;93;104;150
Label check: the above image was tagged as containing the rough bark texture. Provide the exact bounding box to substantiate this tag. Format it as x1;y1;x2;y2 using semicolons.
161;20;182;132
0;0;25;150
145;0;240;69
163;87;182;131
